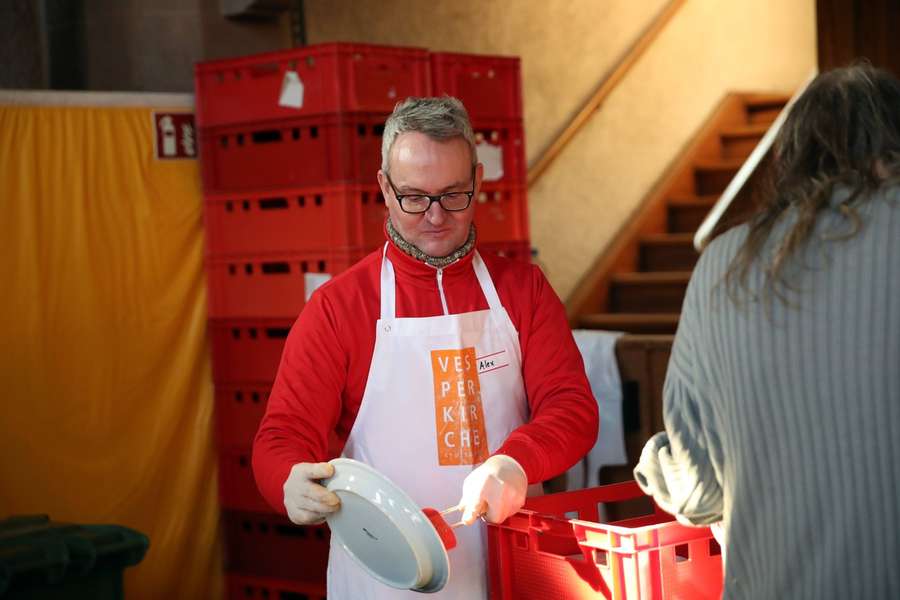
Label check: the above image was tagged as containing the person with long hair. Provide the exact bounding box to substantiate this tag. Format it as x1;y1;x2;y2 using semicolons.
634;63;900;598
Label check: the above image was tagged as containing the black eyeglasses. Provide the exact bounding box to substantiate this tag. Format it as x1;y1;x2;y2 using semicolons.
385;168;476;214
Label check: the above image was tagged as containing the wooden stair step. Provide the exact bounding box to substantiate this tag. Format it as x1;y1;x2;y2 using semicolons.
721;123;771;138
694;158;745;171
694;159;743;195
743;93;791;106
742;93;790;105
641;232;695;242
639;233;698;271
667;195;717;233
743;93;790;125
578;312;680;334
668;193;719;205
609;271;691;313
720;123;770;159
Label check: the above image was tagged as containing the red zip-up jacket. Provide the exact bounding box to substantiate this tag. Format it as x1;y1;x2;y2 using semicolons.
252;238;599;514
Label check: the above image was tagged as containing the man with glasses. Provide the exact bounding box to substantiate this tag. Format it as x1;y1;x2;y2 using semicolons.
253;96;598;599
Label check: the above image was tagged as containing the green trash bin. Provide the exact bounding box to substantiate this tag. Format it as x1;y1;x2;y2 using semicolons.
0;515;149;599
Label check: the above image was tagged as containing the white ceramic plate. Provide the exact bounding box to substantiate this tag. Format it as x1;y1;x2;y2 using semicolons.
323;458;450;593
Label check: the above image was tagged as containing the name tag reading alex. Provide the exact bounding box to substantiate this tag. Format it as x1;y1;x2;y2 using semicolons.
475;350;509;374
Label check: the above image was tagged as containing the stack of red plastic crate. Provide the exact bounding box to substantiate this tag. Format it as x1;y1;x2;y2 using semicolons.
431;51;531;261
196;42;431;599
195;42;529;599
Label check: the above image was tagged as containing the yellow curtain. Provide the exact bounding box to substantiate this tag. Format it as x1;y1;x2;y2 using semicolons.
0;104;223;599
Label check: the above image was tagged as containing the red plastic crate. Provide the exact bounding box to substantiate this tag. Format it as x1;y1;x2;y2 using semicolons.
206;248;367;319
203;185;387;257
431;52;522;121
474;183;529;243
199;113;386;193
473;120;527;185
479;240;532;263
215;383;270;448
209;318;293;383
226;574;326;600
488;481;723;600
223;510;330;583
195;42;430;129
218;446;271;513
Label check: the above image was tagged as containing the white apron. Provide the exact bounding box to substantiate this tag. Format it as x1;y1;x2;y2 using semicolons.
327;246;533;599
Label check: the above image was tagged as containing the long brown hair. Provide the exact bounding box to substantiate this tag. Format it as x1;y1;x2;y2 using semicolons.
724;64;900;303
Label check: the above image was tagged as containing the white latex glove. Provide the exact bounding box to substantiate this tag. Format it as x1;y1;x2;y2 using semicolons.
710;522;727;565
283;462;341;525
458;454;528;525
710;522;726;547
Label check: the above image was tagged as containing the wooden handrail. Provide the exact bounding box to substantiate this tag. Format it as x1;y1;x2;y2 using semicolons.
527;0;686;187
693;70;818;250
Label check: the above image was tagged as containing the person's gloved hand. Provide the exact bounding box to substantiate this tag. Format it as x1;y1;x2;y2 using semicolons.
710;522;726;547
458;454;528;525
283;462;341;525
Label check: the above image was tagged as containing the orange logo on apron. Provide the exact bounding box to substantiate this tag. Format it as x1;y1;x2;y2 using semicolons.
431;348;489;465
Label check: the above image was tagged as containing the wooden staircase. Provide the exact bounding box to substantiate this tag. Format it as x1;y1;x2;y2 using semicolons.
568;93;789;488
570;93;789;336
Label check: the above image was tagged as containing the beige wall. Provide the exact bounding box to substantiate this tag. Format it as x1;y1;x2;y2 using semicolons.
304;0;817;299
305;0;669;166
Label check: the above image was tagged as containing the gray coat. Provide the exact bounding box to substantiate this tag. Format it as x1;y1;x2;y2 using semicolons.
634;187;900;599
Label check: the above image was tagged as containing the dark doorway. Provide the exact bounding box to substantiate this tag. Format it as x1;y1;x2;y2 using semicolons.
817;0;900;75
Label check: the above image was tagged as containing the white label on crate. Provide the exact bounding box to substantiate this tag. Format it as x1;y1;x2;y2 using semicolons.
304;272;332;301
278;70;305;109
476;141;504;182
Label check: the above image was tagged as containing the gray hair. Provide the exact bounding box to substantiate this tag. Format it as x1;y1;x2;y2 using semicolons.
380;96;476;173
